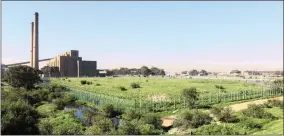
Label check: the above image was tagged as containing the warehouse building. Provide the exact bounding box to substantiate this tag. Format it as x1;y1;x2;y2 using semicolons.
47;50;97;77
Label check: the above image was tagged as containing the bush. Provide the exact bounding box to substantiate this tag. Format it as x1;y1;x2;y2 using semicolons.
119;86;127;91
81;80;87;85
215;85;225;90
242;104;277;119
90;115;115;134
95;83;101;86
86;81;92;85
263;99;283;108
102;104;116;118
195;124;241;135
118;120;140;135
182;87;199;109
52;94;75;110
210;106;238;123
239;118;263;129
68;80;71;82
52;122;82;135
38;119;53;135
174;110;212;129
1;100;40;134
122;109;142;121
131;83;140;89
138;124;163;135
4;65;42;90
52;99;66;110
140;113;162;129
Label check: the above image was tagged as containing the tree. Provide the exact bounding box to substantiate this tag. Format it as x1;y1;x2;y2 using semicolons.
140;66;151;77
159;69;166;76
41;66;60;77
189;69;199;76
181;71;188;75
150;67;160;75
200;70;208;76
182;87;199;108
275;71;281;76
230;70;241;75
4;65;42;90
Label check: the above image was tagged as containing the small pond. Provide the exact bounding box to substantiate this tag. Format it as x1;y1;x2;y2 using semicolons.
64;104;119;128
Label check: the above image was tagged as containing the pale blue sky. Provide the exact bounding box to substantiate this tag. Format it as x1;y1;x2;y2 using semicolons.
2;2;283;72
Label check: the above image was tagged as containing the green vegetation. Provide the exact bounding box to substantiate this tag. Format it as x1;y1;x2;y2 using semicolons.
51;77;262;99
174;110;212;129
1;65;283;135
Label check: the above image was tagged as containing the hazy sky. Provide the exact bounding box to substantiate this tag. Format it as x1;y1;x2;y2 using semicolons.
2;2;283;73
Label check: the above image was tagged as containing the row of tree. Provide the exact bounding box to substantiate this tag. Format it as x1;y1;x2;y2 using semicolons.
181;69;209;76
105;66;166;77
41;66;60;77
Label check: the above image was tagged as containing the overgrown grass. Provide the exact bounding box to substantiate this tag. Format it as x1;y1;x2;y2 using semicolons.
51;77;261;100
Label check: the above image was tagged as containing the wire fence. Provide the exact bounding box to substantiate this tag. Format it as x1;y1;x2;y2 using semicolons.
67;86;283;113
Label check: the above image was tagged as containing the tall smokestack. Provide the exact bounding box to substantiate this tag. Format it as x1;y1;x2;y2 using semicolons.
30;22;34;67
33;12;39;69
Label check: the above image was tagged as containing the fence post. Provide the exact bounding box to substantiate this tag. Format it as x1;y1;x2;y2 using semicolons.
174;98;176;110
209;93;212;104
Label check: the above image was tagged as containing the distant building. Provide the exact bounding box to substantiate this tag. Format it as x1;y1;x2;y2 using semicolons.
98;70;107;77
47;50;97;77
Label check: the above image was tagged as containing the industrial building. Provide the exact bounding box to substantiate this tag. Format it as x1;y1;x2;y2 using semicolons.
47;50;98;77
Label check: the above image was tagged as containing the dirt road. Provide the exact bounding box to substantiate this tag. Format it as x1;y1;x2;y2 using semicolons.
161;96;283;127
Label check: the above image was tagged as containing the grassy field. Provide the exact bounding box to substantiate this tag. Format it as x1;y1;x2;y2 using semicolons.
254;107;283;135
51;77;262;100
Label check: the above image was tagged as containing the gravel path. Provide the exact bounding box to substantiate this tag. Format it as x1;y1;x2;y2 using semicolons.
161;96;283;127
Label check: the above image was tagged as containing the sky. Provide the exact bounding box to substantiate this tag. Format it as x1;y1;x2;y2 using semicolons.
2;1;283;73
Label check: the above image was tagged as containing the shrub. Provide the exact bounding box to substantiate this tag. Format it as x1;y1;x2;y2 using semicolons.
182;87;199;108
119;86;127;91
239;118;263;129
210;106;238;123
81;80;87;85
95;83;101;86
140;113;162;129
215;85;225;90
138;124;163;135
52;99;66;110
263;99;282;108
52;122;82;135
4;65;42;90
242;104;276;119
1;100;40;134
38;119;53;135
122;109;142;121
89;115;115;134
68;80;71;82
195;124;241;135
118;120;140;135
62;78;65;81
52;95;74;110
174;110;212;129
102;104;116;118
131;83;140;89
86;81;92;85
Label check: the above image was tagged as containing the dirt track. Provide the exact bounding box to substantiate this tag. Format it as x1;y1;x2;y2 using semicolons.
161;96;283;127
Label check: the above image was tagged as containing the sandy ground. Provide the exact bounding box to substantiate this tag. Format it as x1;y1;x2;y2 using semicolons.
161;96;283;128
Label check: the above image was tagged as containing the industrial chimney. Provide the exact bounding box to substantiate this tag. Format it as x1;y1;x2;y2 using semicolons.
33;12;39;69
30;22;34;67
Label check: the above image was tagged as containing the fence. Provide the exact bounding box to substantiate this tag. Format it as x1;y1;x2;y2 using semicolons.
67;86;283;114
